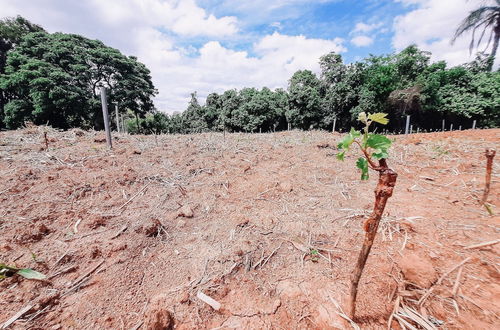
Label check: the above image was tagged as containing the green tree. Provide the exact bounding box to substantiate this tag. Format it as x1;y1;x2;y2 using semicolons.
1;30;156;129
0;16;46;126
287;70;322;130
182;92;208;133
452;0;500;71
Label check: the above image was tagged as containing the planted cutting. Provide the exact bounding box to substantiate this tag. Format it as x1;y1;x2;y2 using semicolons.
336;112;398;319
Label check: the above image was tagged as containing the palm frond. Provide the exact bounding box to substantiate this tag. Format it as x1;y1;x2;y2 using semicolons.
452;7;498;43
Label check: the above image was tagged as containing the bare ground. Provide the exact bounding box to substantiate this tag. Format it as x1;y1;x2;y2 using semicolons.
0;127;499;329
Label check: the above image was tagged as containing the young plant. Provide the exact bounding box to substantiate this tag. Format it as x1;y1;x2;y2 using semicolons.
336;112;398;319
0;263;46;281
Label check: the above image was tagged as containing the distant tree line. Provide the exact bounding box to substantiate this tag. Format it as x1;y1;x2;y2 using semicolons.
130;47;499;134
0;16;498;134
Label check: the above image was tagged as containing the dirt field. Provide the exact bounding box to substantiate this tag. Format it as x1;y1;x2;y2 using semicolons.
0;127;498;329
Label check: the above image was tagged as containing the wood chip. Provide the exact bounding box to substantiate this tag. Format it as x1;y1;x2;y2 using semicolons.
197;290;221;311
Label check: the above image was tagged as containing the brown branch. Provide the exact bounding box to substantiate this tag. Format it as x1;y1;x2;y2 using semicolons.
481;148;495;204
353;140;380;170
347;158;397;319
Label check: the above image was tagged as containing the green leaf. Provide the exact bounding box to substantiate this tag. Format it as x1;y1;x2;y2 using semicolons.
336;151;345;161
349;127;361;137
366;134;392;151
367;113;389;125
356;157;369;180
357;112;368;124
17;268;46;280
372;151;389;160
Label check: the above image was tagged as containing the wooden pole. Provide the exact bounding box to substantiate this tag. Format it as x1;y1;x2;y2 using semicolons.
332;118;337;133
100;87;112;149
115;104;120;133
442;119;445;131
472;120;477;129
404;115;410;135
450;123;453;131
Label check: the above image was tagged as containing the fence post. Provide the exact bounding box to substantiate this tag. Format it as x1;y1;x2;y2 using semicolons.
100;87;113;149
472;120;476;129
450;124;453;131
404;115;410;135
417;127;420;134
442;119;445;131
332;118;337;133
115;104;120;133
459;125;462;131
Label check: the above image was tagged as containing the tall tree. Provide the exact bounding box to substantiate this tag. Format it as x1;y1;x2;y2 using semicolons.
1;30;156;129
287;70;322;130
0;16;46;127
452;0;500;71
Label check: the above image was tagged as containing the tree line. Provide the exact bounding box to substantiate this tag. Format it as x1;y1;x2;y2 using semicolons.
131;47;499;134
1;16;498;134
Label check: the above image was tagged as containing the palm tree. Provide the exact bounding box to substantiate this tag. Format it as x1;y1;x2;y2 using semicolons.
452;0;500;70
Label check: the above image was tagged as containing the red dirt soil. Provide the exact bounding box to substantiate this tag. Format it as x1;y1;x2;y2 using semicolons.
0;127;499;329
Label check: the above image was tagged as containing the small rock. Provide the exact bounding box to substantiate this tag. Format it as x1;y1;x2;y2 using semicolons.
179;291;189;304
178;205;193;218
177;220;186;228
278;181;293;192
398;253;437;288
144;295;175;330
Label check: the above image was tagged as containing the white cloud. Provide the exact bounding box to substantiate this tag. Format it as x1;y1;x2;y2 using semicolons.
351;35;374;47
0;0;346;112
88;0;238;37
392;0;498;67
353;22;382;34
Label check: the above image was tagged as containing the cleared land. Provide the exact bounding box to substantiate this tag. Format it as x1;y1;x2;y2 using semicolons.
0;127;499;329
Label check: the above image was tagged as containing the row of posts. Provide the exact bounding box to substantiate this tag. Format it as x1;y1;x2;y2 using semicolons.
403;115;476;135
329;116;478;134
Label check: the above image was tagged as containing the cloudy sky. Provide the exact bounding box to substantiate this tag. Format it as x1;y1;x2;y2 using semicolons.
0;0;490;112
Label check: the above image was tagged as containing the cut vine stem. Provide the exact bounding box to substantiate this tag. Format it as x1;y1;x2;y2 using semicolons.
481;148;495;205
347;158;397;319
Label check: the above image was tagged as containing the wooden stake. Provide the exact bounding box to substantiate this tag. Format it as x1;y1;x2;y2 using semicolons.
348;159;397;318
482;148;496;204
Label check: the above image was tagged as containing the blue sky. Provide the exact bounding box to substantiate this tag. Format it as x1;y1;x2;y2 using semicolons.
0;0;486;112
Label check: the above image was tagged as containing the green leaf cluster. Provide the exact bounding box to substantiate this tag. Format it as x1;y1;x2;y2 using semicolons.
336;112;392;180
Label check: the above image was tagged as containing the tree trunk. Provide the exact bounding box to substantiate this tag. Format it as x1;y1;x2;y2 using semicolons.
347;159;397;319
